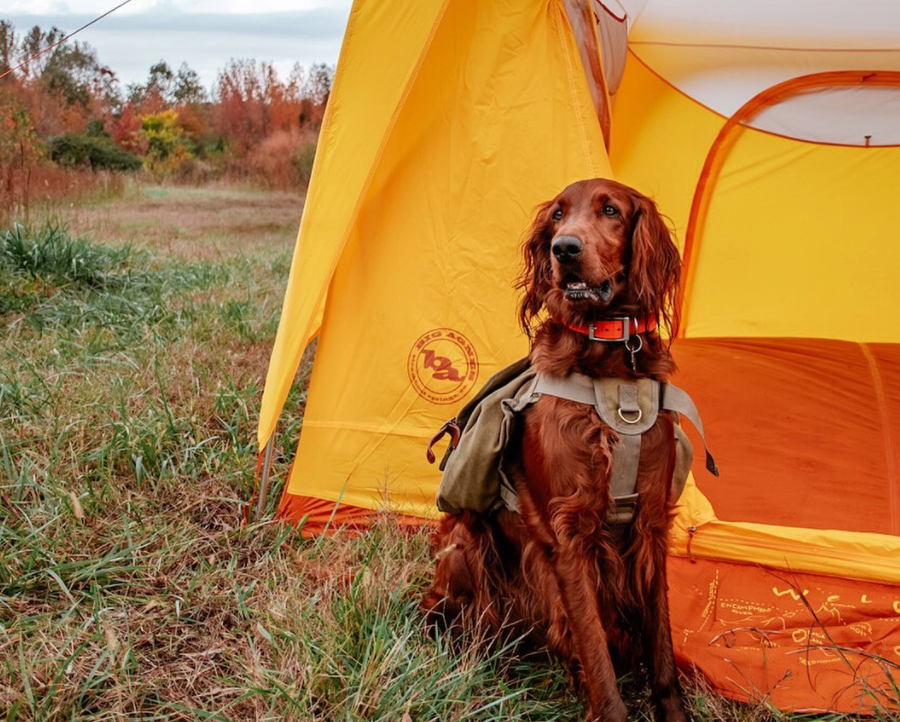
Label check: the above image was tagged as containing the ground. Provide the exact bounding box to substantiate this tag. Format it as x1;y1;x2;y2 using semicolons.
0;182;884;720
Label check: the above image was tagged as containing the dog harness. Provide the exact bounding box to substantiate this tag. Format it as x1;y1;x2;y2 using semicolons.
428;360;718;526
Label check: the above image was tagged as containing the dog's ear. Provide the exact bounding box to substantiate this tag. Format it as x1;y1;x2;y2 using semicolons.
517;200;555;337
629;194;682;338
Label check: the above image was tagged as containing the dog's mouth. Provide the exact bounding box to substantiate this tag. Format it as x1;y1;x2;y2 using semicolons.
563;276;614;303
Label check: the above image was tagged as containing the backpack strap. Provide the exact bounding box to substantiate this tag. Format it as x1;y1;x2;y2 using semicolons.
660;382;719;477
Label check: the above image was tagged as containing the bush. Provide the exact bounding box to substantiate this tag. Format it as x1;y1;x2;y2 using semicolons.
141;110;193;178
170;156;221;184
47;133;142;171
293;138;317;187
239;129;319;190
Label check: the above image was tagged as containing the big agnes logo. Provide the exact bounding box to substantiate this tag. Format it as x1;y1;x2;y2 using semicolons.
408;328;479;405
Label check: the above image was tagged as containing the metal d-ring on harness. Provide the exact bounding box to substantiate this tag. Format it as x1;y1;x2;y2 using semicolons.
618;405;642;425
527;373;718;525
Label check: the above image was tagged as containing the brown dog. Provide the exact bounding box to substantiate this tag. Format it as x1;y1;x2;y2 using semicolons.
423;178;687;722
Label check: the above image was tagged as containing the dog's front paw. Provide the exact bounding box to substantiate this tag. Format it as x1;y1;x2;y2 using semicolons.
655;691;689;722
586;698;628;722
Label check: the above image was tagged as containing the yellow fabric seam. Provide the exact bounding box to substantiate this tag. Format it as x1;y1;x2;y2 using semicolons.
556;0;597;178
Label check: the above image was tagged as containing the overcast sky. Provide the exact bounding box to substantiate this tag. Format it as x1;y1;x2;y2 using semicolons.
4;0;353;91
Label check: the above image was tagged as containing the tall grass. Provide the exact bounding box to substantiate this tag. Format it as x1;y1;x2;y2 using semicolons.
0;166;126;228
0;219;590;720
0;221;227;337
1;221;133;286
0;216;893;721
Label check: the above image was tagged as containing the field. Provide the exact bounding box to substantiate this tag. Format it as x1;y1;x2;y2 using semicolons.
0;183;882;720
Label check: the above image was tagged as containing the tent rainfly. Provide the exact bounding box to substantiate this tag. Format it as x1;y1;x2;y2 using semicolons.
256;0;900;713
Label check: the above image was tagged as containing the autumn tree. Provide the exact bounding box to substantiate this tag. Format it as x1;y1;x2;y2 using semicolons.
127;60;171;113
108;101;146;154
214;58;266;150
212;58;333;152
0;20;16;78
141;109;191;176
173;63;205;105
17;25;64;81
42;42;119;110
1;25;120;137
305;63;333;104
0;91;41;215
0;19;331;191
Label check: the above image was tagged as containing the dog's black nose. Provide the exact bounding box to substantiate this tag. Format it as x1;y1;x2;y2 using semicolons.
551;235;583;263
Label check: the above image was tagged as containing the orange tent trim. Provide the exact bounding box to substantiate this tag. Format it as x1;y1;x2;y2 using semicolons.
676;70;900;335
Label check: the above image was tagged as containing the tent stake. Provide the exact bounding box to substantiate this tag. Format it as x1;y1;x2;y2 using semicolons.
255;435;276;520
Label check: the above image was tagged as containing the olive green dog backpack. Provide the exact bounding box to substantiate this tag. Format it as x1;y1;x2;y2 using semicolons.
427;359;718;525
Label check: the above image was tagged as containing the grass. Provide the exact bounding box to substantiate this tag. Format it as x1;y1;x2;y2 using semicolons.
0;186;895;720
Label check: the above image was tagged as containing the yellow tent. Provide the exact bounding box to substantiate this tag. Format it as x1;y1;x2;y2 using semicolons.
257;0;900;713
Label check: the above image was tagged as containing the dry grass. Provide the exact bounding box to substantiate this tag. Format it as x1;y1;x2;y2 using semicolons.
50;182;305;261
0;167;127;229
0;187;893;721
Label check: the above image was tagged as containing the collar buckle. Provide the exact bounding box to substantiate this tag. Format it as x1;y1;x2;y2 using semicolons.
587;316;635;343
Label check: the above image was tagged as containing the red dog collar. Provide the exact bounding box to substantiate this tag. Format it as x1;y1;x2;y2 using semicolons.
566;316;656;343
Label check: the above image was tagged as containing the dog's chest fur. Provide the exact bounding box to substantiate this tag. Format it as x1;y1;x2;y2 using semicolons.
519;395;673;532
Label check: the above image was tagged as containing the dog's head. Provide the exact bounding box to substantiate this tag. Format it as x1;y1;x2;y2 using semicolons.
518;178;681;338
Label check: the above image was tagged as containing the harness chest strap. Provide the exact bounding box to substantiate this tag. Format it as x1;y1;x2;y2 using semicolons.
510;373;718;523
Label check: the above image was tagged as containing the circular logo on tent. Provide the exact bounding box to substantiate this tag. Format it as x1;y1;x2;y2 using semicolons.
408;328;479;405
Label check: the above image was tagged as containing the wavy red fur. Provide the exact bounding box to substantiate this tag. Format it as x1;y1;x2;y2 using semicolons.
423;179;687;722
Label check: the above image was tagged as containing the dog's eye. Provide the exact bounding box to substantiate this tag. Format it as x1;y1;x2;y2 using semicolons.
602;205;619;217
552;208;563;221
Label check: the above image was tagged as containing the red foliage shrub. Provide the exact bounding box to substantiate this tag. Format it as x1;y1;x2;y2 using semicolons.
238;128;318;190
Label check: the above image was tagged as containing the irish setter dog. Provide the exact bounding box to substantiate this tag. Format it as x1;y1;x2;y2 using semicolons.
423;178;686;722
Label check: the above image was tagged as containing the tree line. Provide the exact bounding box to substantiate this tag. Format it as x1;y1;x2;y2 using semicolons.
1;20;334;215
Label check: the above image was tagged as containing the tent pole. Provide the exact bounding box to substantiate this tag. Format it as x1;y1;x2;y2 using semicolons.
255;435;276;520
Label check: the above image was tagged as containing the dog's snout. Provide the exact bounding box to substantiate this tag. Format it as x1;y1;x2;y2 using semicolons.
551;235;583;263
